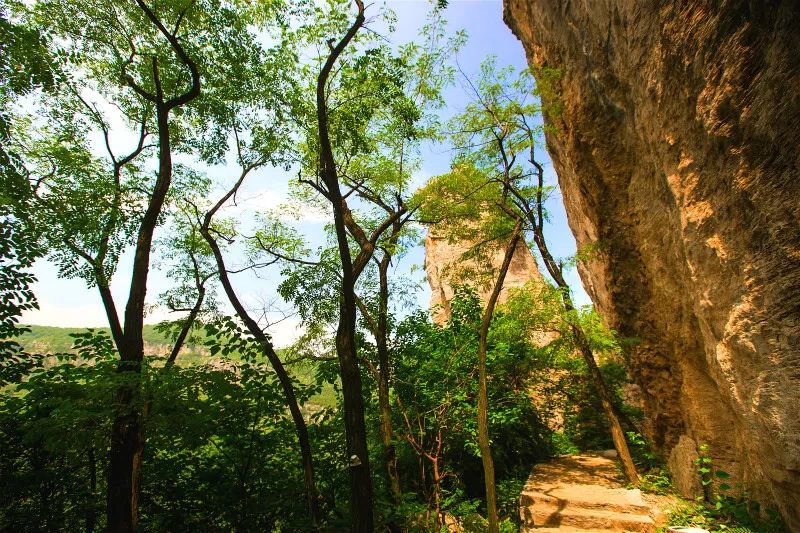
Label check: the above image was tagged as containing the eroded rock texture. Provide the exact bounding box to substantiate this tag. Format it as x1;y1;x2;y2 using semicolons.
425;229;543;324
504;0;800;526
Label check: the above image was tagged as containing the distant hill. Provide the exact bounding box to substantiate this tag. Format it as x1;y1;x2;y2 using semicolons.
16;325;337;407
17;324;208;362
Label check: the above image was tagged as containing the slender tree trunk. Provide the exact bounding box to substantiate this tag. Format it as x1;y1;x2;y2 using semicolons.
164;285;205;368
477;220;522;533
315;2;374;530
200;223;322;528
431;456;442;529
572;317;639;483
377;254;402;505
107;104;174;533
531;230;639;484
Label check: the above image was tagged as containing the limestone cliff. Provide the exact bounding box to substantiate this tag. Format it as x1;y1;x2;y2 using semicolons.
504;0;800;527
424;229;544;325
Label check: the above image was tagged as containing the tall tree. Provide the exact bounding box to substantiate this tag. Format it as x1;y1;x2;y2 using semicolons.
338;14;463;516
448;59;640;484
297;0;428;528
418;162;524;532
11;0;278;528
198;147;325;528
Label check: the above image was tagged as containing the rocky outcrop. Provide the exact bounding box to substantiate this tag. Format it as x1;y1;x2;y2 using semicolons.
504;1;800;527
667;435;704;500
425;229;544;324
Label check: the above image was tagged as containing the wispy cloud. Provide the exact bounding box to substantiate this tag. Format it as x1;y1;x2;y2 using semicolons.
221;188;330;224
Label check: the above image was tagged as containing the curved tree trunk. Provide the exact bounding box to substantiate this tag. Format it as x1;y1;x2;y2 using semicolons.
531;230;639;485
315;2;375;530
477;219;522;533
201;218;322;529
105;3;202;529
377;251;402;505
574;325;639;483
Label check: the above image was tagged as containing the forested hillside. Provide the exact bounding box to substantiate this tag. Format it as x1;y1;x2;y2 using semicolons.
17;325;202;356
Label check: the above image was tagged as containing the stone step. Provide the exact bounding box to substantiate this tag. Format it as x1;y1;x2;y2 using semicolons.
520;484;652;514
519;526;636;533
529;506;656;532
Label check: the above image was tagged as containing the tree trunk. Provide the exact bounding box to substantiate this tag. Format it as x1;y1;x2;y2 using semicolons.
164;285;205;368
201;221;322;528
477;220;522;533
431;456;442;529
377;254;402;505
103;5;201;528
531;229;639;484
107;104;174;533
573;321;639;484
107;386;143;533
336;294;375;532
315;2;374;529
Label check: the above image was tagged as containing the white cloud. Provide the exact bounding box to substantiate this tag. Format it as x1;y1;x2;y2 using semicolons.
220;188;330;224
22;298;111;328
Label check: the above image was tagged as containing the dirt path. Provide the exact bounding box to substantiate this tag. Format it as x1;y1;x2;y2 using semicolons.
520;454;673;532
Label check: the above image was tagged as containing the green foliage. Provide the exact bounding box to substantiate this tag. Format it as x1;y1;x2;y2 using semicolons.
391;289;553;526
695;443;715;493
664;498;788;533
659;444;788;533
0;322;330;531
504;288;641;455
0;217;41;385
3;1;772;531
17;325;207;360
0;0;57;206
496;476;527;529
550;431;580;455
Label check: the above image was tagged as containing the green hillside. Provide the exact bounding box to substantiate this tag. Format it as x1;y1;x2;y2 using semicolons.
18;324;177;354
17;325;336;407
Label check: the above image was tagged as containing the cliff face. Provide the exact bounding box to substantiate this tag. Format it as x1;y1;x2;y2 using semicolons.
425;229;544;325
504;1;800;526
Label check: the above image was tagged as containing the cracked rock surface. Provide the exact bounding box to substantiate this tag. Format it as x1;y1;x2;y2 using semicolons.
504;0;800;527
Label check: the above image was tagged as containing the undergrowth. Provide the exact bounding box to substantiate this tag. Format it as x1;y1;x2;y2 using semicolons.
647;444;788;533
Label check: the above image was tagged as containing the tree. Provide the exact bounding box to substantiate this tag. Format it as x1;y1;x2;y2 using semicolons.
297;0;434;528
10;0;278;527
448;58;639;484
311;4;379;527
418;161;524;532
199;162;325;528
392;288;553;529
182;27;326;523
341;13;463;516
155;203;218;368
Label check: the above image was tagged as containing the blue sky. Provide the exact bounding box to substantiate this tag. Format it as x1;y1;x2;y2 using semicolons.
21;0;591;345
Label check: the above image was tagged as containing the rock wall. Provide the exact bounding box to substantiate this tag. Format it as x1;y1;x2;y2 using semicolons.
503;1;800;527
425;229;544;325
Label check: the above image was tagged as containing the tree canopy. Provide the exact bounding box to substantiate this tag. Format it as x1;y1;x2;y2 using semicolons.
0;2;730;532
